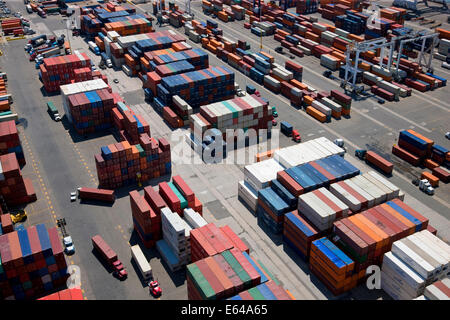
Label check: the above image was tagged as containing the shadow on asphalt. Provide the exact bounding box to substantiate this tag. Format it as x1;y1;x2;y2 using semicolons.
79;199;114;207
61;115;113;143
129;231;186;288
256;217;283;246
112;174;172;199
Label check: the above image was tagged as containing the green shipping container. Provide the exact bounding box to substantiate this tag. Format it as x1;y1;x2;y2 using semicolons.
135;144;146;158
221;250;252;288
248;287;266;300
187;264;216;300
168;182;188;209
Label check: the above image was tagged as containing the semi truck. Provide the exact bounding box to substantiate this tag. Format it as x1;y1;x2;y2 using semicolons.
47;101;61;121
91;235;128;280
100;52;112;68
130;245;153;282
88;41;100;55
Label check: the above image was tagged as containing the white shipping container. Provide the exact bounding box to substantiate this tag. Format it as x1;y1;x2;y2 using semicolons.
335;28;349;37
264;75;281;88
297;44;311;55
381;269;419;300
378;80;400;100
131;245;153;281
329;182;361;213
343;179;375;208
424;283;450;300
363;71;381;84
320;97;342;113
315;137;345;156
366;171;400;198
238;180;258;207
361;172;395;200
351;175;385;205
417;230;450;261
312;100;331;116
401;238;442;277
382;251;426;291
183;208;207;229
391;240;435;280
244;158;284;191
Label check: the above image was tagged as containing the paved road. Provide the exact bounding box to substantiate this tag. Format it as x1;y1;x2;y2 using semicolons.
1;0;449;301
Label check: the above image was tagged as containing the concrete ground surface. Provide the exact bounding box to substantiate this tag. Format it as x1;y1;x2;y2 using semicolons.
0;0;448;301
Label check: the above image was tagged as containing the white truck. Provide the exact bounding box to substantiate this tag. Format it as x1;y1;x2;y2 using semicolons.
88;41;100;55
131;245;153;282
26;4;32;13
419;179;434;195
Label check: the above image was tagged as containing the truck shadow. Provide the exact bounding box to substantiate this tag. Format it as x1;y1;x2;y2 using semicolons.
129;231;186;288
91;248;114;274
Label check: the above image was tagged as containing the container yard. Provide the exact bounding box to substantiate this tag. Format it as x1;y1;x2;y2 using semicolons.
0;0;449;308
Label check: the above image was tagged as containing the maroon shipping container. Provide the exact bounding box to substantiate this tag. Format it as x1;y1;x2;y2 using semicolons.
195;259;226;299
0;214;13;233
158;182;181;214
371;85;395;101
229;248;261;286
431;166;449;183
144;186;167;214
172;175;195;202
79;187;115;203
330;89;351;105
213;254;245;293
220;225;249;254
392;144;420;166
365;151;393;174
91;235;117;264
289;46;304;57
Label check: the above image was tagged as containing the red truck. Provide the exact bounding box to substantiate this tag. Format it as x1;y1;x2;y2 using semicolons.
92;235;127;280
292;129;301;143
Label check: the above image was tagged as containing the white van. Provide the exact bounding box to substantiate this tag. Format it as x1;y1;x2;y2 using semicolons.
26;4;32;14
131;245;153;281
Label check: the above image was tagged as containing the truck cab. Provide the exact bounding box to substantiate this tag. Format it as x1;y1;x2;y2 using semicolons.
112;260;128;279
292;129;301;142
47;101;61;121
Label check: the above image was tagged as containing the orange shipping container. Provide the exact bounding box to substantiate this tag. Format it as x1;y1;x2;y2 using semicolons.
421;171;439;187
303;95;314;105
306;106;326;122
435;28;450;40
290;79;308;91
424;159;439;170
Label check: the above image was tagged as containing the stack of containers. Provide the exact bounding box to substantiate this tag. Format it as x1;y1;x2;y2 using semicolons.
156;66;235;108
39;52;92;93
0;153;36;206
186;247;262;300
381;230;450;300
114;101;151;144
297;187;350;231
393;129;434;166
183;208;207;229
329;171;401;213
309;237;361;295
37;288;84;300
283;210;320;260
296;0;318;14
332;199;429;270
273;137;346;168
104;18;152;36
190;223;248;262
0;18;22;36
238;180;259;212
244;158;284;192
157;207;191;271
197;95;272;134
60;79;110;123
228;280;294;300
415;279;450;300
0;224;69;300
129;190;161;248
95;136;171;189
1;213;14;234
0;120;25;166
66;88;114;135
257;187;290;234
